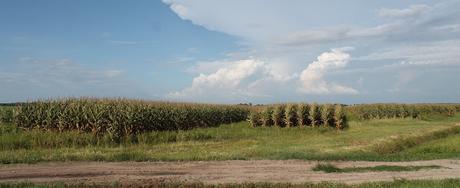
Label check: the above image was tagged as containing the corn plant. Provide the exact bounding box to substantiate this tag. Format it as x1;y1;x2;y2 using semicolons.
297;103;310;127
309;103;321;127
321;104;334;127
272;105;286;127
249;110;262;127
334;105;347;129
284;104;298;127
260;106;274;127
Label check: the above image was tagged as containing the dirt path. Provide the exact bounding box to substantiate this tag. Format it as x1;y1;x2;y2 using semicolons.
1;160;460;185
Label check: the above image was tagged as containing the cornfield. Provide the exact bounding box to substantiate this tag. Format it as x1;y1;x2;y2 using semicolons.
14;98;249;141
249;103;347;129
346;104;457;120
0;106;14;123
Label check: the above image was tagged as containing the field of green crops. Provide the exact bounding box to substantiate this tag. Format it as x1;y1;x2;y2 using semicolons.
1;100;460;188
0;101;460;163
0;100;459;164
12;98;250;142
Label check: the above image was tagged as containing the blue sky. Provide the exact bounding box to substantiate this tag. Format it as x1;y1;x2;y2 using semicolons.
1;0;460;104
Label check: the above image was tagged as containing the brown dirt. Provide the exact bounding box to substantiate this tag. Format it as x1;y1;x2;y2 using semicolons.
1;160;460;186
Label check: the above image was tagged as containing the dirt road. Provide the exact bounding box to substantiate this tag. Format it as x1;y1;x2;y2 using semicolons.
1;160;460;185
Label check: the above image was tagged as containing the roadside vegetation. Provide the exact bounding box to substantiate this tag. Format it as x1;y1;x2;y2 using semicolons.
0;112;459;163
0;100;459;163
312;163;442;173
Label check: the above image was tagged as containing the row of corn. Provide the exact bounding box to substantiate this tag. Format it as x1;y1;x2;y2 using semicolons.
249;104;347;129
345;104;457;120
0;106;14;123
14;98;249;141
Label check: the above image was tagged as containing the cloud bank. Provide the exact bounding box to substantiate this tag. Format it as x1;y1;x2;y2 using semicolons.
171;48;358;102
163;1;460;103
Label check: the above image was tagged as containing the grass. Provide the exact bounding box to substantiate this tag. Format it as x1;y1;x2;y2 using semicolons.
2;179;460;188
0;114;460;163
394;130;460;160
371;125;460;154
312;163;442;173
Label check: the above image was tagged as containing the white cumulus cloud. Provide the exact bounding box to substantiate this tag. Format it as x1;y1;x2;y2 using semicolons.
170;59;267;100
298;49;358;95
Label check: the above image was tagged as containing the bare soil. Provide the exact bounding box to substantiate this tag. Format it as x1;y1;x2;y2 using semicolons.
1;160;460;186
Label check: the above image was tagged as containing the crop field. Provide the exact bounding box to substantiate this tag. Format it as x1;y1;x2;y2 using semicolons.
1;99;460;187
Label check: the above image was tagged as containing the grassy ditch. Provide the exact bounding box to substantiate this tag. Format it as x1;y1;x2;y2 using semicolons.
371;125;460;154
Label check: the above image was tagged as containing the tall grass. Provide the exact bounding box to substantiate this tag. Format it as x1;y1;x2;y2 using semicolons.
0;123;220;150
14;98;249;141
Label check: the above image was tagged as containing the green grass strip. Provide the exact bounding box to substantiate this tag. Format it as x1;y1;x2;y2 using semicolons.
371;125;460;154
312;163;443;173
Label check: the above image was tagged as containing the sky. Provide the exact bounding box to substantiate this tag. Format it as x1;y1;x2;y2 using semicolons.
1;0;460;104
